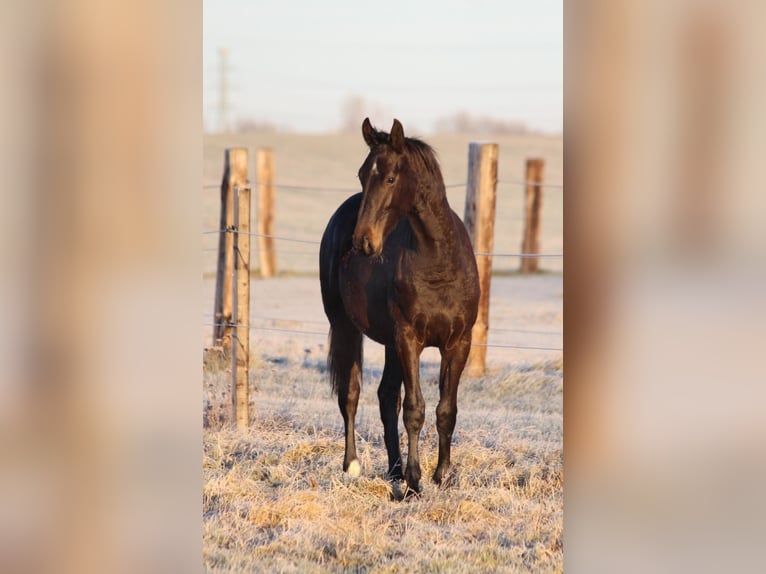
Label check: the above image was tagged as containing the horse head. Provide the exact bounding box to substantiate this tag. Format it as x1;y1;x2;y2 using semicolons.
352;118;415;257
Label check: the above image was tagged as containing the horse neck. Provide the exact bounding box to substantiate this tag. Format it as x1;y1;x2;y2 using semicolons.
406;179;454;250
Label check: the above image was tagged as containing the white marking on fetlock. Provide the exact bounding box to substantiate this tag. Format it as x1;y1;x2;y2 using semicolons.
347;459;361;478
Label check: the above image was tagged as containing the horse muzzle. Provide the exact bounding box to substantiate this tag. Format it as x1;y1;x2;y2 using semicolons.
352;229;382;257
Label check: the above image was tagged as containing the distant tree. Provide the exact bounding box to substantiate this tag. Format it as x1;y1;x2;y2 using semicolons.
434;111;529;135
235;117;277;133
339;96;393;133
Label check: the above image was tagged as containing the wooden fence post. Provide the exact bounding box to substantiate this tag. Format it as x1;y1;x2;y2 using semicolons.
232;184;251;429
256;148;276;277
520;158;544;273
463;142;499;376
213;147;248;349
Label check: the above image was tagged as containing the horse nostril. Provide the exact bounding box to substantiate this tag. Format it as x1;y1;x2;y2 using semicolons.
353;230;376;256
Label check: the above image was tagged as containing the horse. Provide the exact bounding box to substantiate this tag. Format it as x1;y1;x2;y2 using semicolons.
319;118;480;495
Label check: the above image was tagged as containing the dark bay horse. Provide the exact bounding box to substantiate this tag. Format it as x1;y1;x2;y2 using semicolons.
319;118;480;494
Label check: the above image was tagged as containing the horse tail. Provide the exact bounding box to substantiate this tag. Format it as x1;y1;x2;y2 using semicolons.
327;320;363;396
319;193;365;396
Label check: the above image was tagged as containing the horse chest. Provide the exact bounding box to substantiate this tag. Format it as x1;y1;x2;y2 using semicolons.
392;266;466;347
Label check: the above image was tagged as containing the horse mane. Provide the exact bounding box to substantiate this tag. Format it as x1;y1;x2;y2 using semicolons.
367;126;443;182
404;137;443;181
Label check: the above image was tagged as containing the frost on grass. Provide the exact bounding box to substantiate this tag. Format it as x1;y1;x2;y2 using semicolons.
203;347;562;573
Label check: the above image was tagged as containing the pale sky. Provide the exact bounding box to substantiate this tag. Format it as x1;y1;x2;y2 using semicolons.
203;0;562;133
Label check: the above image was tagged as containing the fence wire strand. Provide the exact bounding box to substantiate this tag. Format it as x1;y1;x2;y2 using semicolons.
204;179;564;191
203;313;562;338
497;179;563;189
204;322;561;352
202;228;562;258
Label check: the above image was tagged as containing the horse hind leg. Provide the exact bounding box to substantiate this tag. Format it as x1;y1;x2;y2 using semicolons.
328;319;363;477
433;338;471;486
378;346;404;481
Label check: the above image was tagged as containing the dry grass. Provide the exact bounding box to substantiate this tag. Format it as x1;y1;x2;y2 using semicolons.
203;350;562;573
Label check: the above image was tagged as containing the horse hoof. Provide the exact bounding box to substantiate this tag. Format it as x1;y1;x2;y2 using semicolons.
346;459;361;478
386;469;404;482
403;481;422;498
390;477;421;500
433;471;455;489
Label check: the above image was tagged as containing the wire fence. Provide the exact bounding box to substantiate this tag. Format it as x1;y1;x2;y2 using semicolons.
201;312;563;352
203;177;563;260
203;178;564;192
202;229;563;259
203;321;562;352
202;170;562;356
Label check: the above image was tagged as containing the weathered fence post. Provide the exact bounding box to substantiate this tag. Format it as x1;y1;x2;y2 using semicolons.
213;147;248;349
256;148;276;277
520;158;544;273
231;184;251;429
463;142;499;376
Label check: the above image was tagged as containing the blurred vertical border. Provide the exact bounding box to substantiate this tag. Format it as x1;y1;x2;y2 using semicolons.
3;0;766;572
0;1;201;573
566;0;766;572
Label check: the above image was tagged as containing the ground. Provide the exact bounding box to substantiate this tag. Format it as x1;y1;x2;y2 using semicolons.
203;275;562;573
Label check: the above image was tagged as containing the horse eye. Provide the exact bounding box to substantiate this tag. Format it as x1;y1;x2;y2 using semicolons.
386;176;395;184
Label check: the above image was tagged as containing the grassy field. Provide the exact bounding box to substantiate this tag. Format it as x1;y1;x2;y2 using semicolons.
202;275;563;573
202;131;563;572
203;348;562;573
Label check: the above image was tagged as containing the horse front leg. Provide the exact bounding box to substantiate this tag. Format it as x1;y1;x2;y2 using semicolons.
395;328;425;494
433;337;471;485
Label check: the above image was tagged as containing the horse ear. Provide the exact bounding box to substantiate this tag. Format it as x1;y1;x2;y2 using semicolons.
390;119;404;152
362;117;376;147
